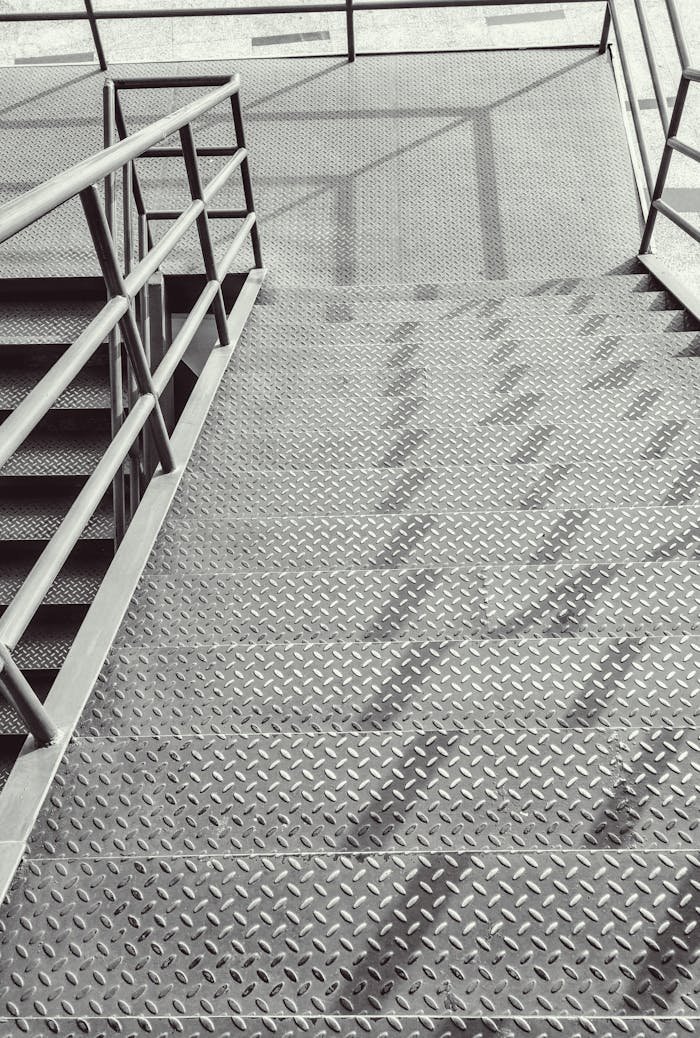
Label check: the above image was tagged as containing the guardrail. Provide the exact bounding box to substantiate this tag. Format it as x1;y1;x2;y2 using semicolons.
600;0;699;256
1;0;607;67
0;73;262;746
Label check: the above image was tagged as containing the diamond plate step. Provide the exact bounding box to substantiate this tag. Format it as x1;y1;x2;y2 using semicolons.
3;849;699;1017
0;432;109;477
0;366;110;412
0;554;106;607
0;1022;696;1038
150;506;700;573
245;309;695;344
87;634;700;738
230;330;700;373
173;457;700;517
256;272;675;307
120;559;700;646
254;291;689;326
0;495;112;541
0;298;101;344
220;355;700;407
28;727;700;858
12;618;79;673
207;420;699;469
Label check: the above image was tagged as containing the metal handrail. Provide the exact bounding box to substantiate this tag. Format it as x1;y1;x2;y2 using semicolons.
598;0;698;256
0;0;616;68
0;73;262;746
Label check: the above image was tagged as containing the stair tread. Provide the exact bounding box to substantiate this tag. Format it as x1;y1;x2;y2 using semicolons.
0;299;101;344
0;495;112;541
171;455;700;517
25;725;700;858
119;557;700;646
12;621;75;671
86;632;700;737
257;273;668;304
0;366;110;412
0;431;109;477
0;555;105;606
150;504;700;572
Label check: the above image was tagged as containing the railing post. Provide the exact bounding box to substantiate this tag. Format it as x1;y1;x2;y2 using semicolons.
179;123;231;346
80;184;176;475
598;3;611;54
0;644;58;747
230;91;263;269
345;0;356;62
103;80;127;546
640;76;691;253
84;0;107;72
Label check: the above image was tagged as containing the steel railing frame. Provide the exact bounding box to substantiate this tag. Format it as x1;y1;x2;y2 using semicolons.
600;0;698;256
0;0;612;68
0;73;261;746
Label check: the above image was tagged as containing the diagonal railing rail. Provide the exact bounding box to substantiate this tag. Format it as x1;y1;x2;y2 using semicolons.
0;73;262;747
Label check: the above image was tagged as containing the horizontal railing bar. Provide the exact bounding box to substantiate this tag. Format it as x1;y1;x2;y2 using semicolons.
0;0;606;19
153;281;221;394
142;145;238;158
654;198;700;245
203;149;248;203
684;68;700;83
669;137;700;164
0;395;155;652
124;200;204;298
0;297;128;470
148;208;248;220
0;76;240;244
219;213;257;279
114;76;233;89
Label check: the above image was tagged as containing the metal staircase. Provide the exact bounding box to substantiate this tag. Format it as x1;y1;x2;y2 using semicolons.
0;3;698;1033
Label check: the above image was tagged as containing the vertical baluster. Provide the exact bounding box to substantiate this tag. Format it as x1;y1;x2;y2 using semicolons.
103;80;127;546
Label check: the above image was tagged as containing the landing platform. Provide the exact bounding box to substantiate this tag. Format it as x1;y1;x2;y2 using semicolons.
0;49;641;283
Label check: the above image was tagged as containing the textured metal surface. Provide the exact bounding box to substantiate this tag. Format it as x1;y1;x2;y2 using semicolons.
0;557;103;606
251;293;693;327
0;433;108;477
226;332;700;375
149;506;700;572
118;560;700;646
12;624;74;672
0;497;112;541
0;366;110;412
173;457;700;516
26;727;700;857
3;849;700;1017
85;634;700;737
0;50;642;281
3;1022;700;1038
0;300;101;345
255;272;676;307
